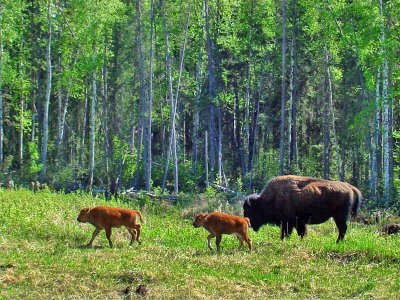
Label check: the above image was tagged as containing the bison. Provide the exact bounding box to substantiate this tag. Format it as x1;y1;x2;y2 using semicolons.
193;212;252;251
381;223;400;235
77;205;144;248
243;175;361;243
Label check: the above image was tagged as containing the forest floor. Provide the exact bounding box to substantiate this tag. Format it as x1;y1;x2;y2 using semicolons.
1;190;400;299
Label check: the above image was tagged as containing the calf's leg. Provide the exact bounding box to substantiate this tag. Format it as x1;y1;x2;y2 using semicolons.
105;227;113;248
134;224;142;244
215;234;222;252
127;228;137;245
207;233;215;250
236;234;244;249
87;228;101;247
243;232;252;251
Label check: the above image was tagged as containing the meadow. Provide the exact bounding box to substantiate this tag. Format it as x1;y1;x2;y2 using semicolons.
1;189;400;299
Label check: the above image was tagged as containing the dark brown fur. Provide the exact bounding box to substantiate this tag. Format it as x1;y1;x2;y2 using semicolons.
77;205;144;248
192;212;252;251
243;175;361;242
381;223;400;235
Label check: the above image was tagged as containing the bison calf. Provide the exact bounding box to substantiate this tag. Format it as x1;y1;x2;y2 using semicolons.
77;205;144;248
193;212;252;251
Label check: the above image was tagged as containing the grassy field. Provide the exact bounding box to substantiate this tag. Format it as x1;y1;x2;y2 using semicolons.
1;190;400;299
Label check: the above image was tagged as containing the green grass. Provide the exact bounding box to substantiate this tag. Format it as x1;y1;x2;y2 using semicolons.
1;190;400;299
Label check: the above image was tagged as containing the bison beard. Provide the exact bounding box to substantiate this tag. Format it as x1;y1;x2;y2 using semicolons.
243;175;361;243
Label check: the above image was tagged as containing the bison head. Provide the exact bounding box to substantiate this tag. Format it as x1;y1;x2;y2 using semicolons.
243;194;266;232
77;207;90;222
192;213;207;228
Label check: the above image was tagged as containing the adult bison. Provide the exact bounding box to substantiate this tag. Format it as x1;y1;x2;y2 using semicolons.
243;175;361;242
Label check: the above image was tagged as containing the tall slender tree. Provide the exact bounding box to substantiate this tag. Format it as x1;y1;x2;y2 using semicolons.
279;0;287;176
40;0;52;182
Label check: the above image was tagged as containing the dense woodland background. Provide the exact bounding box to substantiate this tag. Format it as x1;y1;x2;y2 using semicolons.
0;0;399;206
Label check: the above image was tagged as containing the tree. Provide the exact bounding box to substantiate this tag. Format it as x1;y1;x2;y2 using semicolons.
40;0;52;182
279;0;287;176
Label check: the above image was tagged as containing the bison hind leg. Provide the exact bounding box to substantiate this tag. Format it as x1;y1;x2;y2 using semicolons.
333;216;348;243
296;222;307;239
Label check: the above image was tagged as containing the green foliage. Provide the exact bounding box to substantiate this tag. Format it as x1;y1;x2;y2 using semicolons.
112;136;136;185
25;142;42;179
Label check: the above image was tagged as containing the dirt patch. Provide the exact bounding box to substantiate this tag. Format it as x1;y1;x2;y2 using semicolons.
116;271;144;284
118;271;150;297
135;284;148;297
0;264;15;271
327;252;362;263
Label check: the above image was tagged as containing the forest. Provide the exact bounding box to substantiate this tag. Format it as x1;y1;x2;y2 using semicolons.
0;0;399;206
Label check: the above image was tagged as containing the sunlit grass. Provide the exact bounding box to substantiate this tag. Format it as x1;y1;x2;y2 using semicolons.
1;189;400;299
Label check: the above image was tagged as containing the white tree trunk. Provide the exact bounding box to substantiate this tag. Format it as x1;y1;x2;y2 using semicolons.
79;82;89;168
279;0;287;176
379;0;392;203
204;0;217;178
89;48;97;191
0;17;3;163
160;0;179;194
40;1;52;182
370;69;380;201
145;0;155;191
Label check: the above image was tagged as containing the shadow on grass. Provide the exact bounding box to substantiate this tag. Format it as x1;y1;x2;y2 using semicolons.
77;244;105;250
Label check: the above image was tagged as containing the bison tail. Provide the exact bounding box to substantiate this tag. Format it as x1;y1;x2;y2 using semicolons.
244;217;251;227
351;187;362;218
137;212;144;223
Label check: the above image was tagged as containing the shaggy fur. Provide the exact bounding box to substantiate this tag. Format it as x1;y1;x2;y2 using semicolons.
77;206;144;248
243;175;361;242
381;223;400;235
192;212;252;251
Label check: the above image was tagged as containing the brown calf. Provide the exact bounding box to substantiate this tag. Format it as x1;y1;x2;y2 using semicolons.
193;212;252;251
77;205;144;248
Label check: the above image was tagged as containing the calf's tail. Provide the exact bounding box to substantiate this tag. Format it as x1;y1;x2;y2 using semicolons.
244;217;251;227
137;211;144;223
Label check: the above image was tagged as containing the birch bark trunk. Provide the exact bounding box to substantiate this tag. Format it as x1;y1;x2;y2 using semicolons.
40;1;52;182
279;0;287;176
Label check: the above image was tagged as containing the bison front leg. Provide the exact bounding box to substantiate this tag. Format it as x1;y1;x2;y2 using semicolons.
87;228;101;247
280;221;294;240
105;227;113;248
